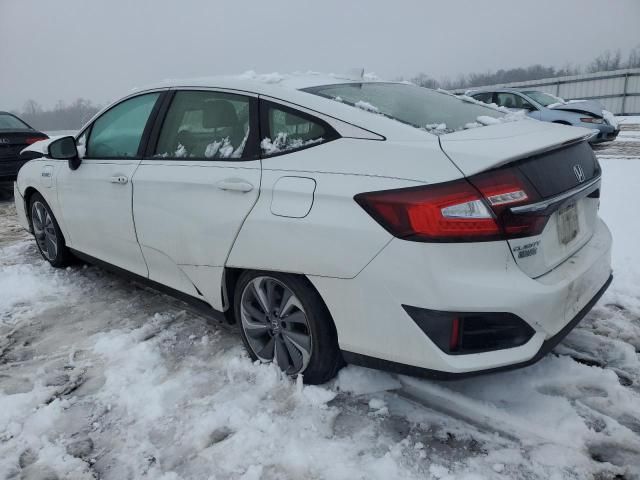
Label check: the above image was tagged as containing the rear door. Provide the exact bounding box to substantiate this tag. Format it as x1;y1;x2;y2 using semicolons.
56;91;163;276
131;89;261;309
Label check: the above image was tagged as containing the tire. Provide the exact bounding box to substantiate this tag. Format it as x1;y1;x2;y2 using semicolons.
28;192;73;268
235;270;343;384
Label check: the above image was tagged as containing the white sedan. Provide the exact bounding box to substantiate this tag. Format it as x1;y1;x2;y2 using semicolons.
14;73;612;384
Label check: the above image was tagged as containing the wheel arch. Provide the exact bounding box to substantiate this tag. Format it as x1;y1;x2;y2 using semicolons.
22;186;41;229
223;266;339;339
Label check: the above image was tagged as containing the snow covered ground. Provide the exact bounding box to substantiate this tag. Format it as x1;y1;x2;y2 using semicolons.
1;130;640;480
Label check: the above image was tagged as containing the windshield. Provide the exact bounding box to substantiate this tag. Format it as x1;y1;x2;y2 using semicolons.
522;91;564;107
302;82;504;133
0;113;31;130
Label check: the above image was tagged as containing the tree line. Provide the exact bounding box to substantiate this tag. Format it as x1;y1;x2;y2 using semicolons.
11;46;640;131
407;45;640;90
12;98;101;132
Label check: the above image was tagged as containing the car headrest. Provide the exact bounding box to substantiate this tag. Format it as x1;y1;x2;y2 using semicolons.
203;100;239;128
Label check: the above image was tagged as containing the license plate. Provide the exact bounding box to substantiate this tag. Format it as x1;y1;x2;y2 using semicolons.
558;203;579;244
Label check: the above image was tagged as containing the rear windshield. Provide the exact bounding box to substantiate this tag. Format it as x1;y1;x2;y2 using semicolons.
302;82;504;134
0;113;31;130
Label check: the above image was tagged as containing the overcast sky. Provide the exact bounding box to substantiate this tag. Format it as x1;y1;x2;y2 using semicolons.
1;0;639;111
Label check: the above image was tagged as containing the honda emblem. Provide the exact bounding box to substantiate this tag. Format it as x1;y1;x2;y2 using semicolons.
573;164;586;183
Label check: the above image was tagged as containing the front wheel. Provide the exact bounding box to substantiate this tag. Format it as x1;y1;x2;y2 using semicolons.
29;193;73;268
235;271;342;384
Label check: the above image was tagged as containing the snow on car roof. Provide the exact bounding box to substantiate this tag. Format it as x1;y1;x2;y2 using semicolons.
137;71;386;96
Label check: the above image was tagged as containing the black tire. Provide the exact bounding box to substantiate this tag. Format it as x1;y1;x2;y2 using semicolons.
235;270;343;384
28;192;73;268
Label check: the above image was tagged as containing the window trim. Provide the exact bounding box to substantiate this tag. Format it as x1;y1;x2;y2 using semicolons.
259;99;340;159
143;88;260;162
80;90;165;160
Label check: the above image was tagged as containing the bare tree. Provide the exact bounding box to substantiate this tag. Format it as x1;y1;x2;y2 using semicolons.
627;45;640;69
586;49;622;73
13;98;101;131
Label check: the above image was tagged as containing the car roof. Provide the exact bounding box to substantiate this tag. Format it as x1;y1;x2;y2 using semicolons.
137;72;388;96
86;73;433;143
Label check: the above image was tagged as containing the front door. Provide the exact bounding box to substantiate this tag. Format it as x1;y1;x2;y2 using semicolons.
56;92;162;276
131;89;261;308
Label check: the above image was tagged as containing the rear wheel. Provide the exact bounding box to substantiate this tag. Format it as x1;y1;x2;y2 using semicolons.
29;193;72;268
235;271;342;384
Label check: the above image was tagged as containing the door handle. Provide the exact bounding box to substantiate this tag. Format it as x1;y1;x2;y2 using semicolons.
215;178;254;193
110;175;128;184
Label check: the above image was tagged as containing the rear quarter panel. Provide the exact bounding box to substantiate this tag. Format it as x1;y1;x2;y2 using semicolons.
227;137;463;278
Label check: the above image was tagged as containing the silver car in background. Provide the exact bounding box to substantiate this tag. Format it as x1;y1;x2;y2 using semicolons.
466;88;619;143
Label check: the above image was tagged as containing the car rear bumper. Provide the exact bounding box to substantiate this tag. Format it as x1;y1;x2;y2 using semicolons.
310;218;612;377
341;273;612;379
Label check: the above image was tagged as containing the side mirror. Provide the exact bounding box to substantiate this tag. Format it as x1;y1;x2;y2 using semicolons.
48;136;81;170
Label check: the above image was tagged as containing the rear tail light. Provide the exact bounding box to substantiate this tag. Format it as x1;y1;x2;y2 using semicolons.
25;135;48;145
355;166;548;242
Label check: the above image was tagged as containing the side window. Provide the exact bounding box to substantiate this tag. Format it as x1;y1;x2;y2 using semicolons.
471;92;493;104
517;96;535;111
496;93;535;110
495;93;519;109
154;91;254;160
86;93;159;158
261;103;336;156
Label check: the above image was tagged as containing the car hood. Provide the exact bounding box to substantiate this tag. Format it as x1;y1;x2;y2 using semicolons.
548;99;603;117
439;120;592;176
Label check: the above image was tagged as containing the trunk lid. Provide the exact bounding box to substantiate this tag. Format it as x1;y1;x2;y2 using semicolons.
440;121;601;278
0;130;48;160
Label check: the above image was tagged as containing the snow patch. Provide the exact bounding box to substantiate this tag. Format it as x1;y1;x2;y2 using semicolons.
260;133;322;155
335;365;401;395
354;100;379;113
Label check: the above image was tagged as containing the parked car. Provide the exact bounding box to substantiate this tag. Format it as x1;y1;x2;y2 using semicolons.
14;75;612;384
466;88;619;143
0;112;48;185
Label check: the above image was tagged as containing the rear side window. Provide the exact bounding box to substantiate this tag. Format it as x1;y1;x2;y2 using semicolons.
495;93;534;110
87;93;160;158
260;102;338;156
154;91;256;160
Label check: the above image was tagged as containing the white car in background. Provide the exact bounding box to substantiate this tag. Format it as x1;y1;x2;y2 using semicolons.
14;74;612;384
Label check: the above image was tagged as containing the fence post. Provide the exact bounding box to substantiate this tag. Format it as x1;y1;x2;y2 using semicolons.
621;73;629;115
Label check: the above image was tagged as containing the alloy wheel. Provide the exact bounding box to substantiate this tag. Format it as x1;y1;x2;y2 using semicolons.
240;276;312;375
31;201;58;261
